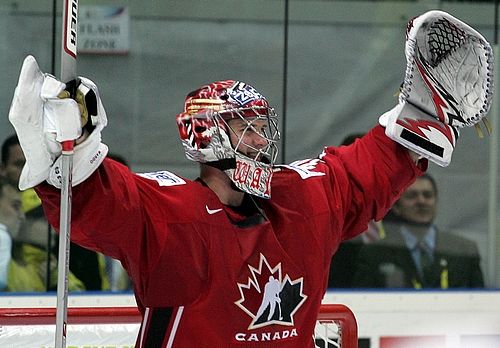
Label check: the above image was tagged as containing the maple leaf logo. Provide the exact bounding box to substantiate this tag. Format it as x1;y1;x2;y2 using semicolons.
234;254;307;330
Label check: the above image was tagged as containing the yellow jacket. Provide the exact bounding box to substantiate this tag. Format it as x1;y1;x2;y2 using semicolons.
7;243;85;292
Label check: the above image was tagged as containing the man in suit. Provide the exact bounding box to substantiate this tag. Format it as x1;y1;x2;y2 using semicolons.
352;174;484;289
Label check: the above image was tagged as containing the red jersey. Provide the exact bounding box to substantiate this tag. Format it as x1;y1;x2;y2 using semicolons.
37;126;425;347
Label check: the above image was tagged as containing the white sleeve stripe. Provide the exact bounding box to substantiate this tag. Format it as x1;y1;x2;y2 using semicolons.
139;307;150;348
166;306;184;348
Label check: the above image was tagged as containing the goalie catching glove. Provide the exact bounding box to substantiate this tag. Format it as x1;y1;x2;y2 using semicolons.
8;55;108;190
379;10;494;167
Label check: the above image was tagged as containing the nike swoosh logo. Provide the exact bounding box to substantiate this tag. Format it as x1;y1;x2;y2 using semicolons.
206;205;223;215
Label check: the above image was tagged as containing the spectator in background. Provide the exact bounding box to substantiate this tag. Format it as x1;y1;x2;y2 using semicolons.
0;177;23;290
100;153;133;291
64;236;104;290
1;134;103;291
1;134;25;186
352;174;484;289
1;134;43;221
328;132;386;288
7;202;85;292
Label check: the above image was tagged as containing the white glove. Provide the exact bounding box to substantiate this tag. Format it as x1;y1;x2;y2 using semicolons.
380;10;494;167
380;102;459;167
9;56;68;190
46;76;109;188
47;126;108;188
8;55;108;190
42;75;82;144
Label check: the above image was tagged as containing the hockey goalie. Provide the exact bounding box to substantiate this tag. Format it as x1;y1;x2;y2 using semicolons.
7;10;493;347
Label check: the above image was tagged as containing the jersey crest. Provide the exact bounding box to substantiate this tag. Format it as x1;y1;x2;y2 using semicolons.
138;170;186;187
234;253;307;337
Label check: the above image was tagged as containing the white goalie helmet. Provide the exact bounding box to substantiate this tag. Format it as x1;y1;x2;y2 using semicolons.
176;80;280;198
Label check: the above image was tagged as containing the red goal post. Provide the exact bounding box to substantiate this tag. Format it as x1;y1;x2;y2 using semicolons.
0;304;357;347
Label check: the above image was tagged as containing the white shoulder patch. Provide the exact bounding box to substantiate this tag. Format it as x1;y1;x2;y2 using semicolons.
138;170;186;187
279;159;326;179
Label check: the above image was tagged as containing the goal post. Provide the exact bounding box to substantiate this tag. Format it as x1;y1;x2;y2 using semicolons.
316;304;358;348
0;306;141;325
0;304;357;347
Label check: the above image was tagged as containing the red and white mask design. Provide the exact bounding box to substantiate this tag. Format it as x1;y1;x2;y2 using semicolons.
176;80;280;198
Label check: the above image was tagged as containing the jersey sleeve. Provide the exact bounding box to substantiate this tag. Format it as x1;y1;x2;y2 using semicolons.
321;125;427;241
35;158;208;305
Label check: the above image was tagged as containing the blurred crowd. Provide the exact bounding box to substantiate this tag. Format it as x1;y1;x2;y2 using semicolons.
0;134;132;292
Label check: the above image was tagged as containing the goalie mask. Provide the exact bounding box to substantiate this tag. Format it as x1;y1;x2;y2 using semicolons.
176;80;280;199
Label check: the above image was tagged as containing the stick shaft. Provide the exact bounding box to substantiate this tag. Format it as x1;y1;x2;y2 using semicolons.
55;0;78;347
55;149;73;348
61;0;78;83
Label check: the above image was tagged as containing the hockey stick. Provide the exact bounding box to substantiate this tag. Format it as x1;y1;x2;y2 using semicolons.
55;0;78;347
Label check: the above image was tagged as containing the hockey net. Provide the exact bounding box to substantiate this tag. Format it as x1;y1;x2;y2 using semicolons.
0;303;357;347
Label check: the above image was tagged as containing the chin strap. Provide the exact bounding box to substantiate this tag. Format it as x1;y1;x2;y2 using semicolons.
206;158;236;171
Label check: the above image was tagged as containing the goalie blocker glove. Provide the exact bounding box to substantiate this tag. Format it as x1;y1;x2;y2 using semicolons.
9;55;108;190
47;75;108;189
379;10;494;167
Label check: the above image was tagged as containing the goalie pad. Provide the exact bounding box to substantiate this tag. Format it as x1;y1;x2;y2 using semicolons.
380;10;494;166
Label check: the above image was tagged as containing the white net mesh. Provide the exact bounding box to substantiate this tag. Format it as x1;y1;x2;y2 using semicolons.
314;319;342;348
